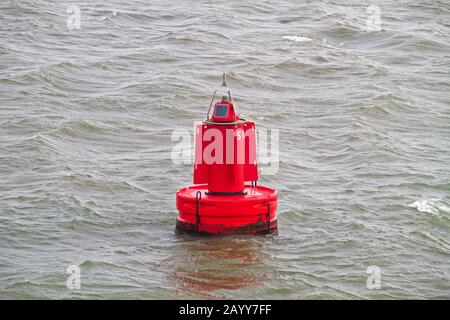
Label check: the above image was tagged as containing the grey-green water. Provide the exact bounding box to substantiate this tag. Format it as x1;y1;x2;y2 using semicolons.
1;0;449;299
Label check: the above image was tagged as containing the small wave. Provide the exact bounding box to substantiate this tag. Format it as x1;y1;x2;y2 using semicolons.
357;104;392;116
54;120;111;138
408;199;450;216
99;9;156;23
282;35;313;43
64;172;147;193
272;58;312;70
322;24;362;38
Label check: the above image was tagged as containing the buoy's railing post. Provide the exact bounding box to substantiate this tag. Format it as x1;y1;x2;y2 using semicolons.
207;90;217;120
265;200;271;231
195;191;202;235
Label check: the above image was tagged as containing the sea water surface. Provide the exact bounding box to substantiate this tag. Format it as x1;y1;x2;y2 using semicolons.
0;0;449;299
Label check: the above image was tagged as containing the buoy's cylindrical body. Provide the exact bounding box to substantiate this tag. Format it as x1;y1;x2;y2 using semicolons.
208;163;244;193
206;123;245;193
193;121;258;194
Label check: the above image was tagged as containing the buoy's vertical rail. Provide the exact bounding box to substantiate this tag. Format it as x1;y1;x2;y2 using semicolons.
195;191;202;235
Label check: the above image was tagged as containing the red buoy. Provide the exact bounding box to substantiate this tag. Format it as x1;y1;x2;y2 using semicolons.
176;74;278;235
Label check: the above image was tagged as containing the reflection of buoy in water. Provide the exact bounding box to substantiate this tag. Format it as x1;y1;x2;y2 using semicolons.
166;238;269;297
176;73;278;235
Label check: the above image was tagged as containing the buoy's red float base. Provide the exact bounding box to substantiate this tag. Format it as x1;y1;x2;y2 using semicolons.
176;184;277;235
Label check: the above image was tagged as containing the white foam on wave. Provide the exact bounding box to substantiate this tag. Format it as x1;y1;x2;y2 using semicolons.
408;199;450;216
282;35;313;43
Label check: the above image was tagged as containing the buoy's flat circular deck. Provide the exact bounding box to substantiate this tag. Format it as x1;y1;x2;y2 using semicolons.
176;184;277;235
